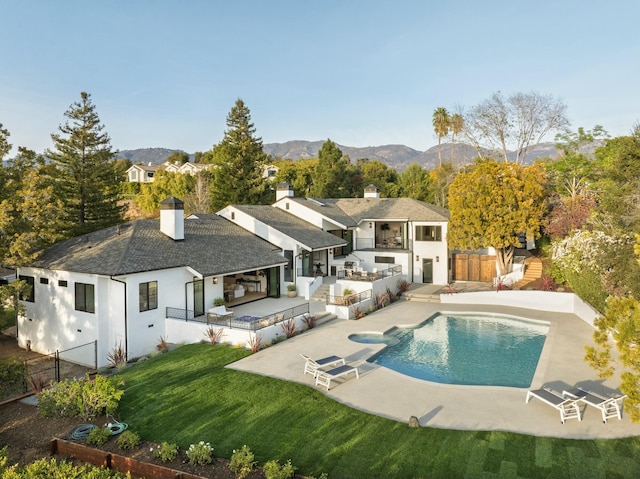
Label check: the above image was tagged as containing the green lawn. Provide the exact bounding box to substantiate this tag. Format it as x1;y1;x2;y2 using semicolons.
117;343;640;479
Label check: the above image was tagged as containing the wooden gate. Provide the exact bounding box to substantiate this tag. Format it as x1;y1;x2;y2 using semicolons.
452;254;496;282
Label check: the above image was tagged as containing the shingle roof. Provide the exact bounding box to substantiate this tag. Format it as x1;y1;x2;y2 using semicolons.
286;197;449;225
233;205;347;250
31;214;287;277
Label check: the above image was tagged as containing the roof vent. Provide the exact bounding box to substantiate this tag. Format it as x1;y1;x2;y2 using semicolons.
364;184;380;198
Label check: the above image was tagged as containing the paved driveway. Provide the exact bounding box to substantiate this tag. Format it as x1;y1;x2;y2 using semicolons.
228;299;640;439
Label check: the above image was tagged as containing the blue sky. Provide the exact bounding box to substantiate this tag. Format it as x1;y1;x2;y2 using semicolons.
1;0;638;156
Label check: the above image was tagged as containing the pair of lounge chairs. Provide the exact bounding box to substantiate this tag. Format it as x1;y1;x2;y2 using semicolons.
526;387;626;424
300;354;359;390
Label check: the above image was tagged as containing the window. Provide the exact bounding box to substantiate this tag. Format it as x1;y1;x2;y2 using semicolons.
374;256;395;264
415;225;442;241
139;281;158;312
18;275;35;302
40;277;49;285
58;280;68;287
130;170;137;180
74;283;95;313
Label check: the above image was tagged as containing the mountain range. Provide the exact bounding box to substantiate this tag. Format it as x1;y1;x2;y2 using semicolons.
116;141;564;171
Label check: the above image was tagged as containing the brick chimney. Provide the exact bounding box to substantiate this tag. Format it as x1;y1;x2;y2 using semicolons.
160;197;184;241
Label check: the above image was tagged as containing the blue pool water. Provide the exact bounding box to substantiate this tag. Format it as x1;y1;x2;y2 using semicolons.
351;313;549;387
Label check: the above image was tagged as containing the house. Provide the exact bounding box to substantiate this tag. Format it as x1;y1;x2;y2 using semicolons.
263;183;451;285
15;183;453;366
16;197;287;368
0;267;16;285
261;164;279;181
126;162;212;182
126;163;160;183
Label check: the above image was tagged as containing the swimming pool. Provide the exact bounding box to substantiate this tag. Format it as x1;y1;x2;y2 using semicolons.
350;313;549;387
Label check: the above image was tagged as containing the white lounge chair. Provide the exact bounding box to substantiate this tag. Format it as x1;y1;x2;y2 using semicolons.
207;305;233;322
300;354;345;377
315;364;359;391
563;387;626;423
525;388;582;424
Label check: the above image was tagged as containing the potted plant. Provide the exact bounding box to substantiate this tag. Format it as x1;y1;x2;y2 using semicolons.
286;284;297;297
342;287;355;305
213;297;225;307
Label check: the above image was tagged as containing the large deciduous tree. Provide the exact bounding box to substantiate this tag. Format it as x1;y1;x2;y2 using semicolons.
209;99;268;211
448;160;547;276
462;91;569;164
48;92;123;237
432;107;450;167
585;292;640;423
397;163;433;202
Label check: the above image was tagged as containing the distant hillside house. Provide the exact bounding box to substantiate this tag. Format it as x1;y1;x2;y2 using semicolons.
126;161;213;182
126;163;160;183
261;164;279;180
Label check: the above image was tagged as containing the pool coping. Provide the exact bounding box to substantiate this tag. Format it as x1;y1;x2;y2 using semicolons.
228;298;640;440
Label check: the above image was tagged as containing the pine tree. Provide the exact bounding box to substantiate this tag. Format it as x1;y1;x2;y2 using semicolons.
48;92;123;236
311;139;350;198
209;99;268;211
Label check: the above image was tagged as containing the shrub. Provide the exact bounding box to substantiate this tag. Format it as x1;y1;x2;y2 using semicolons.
540;273;558;291
0;357;26;393
264;459;297;479
351;305;366;320
152;442;179;462
38;374;124;420
5;456;130;478
386;287;398;303
374;292;389;309
301;313;317;329
156;336;169;352
229;445;256;479
396;279;410;294
204;326;225;345
186;441;213;466
27;372;49;393
116;430;140;450
213;297;226;306
86;426;111;446
107;342;127;369
247;333;262;353
286;284;297;292
280;318;297;338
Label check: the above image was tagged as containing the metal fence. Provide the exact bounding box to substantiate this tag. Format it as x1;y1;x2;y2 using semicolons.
166;302;310;331
23;340;97;394
326;288;372;306
336;264;402;281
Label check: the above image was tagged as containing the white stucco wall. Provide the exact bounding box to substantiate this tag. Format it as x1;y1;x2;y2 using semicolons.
440;290;601;326
411;221;449;284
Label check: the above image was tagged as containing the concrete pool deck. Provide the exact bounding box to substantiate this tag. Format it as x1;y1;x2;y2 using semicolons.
228;293;640;440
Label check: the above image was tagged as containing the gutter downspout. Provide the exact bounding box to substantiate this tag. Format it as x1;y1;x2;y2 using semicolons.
110;277;128;361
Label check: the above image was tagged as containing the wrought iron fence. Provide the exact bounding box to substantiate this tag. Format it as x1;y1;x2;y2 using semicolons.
336;264;402;281
166;303;310;331
326;288;372;306
22;340;97;394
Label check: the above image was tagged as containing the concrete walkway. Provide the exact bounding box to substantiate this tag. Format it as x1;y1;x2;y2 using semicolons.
228;296;640;439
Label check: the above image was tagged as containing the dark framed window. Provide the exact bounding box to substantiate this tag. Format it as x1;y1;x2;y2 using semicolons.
40;277;49;285
74;283;95;313
58;280;68;287
415;225;442;241
374;256;395;264
18;275;35;302
139;281;158;312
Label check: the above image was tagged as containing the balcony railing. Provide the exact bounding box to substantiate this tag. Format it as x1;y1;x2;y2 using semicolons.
336;264;402;281
326;288;372;306
166;303;310;331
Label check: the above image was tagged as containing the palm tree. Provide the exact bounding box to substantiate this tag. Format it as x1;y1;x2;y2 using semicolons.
449;113;464;165
432;107;450;167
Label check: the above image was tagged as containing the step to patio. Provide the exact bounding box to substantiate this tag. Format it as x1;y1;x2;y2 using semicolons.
402;292;441;303
315;311;337;326
310;284;330;302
